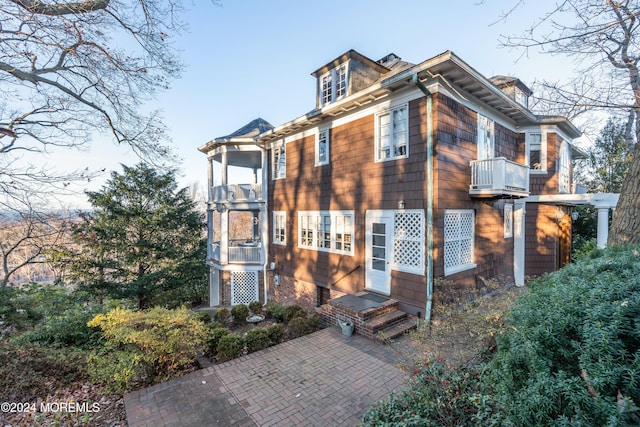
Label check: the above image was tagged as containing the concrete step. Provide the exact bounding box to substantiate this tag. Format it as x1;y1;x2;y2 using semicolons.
362;309;407;333
374;318;418;342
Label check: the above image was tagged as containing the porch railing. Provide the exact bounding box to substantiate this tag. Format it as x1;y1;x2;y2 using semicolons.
470;157;529;197
211;183;262;202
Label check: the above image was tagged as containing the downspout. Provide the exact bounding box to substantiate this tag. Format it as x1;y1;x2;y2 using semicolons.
412;74;434;323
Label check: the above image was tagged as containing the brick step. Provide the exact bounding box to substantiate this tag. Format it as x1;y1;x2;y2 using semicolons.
374;318;418;342
362;309;407;333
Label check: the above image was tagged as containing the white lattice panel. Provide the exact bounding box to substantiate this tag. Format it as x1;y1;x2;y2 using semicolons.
231;271;259;305
444;210;475;272
393;212;424;272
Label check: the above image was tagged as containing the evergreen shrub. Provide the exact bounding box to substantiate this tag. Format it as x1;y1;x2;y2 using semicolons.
231;304;249;324
491;245;640;425
216;334;244;362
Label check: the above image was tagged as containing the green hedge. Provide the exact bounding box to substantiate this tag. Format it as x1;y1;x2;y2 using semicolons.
491;245;640;425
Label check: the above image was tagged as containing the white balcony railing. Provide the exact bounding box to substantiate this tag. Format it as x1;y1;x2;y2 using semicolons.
211;183;262;202
470;157;529;197
210;240;263;264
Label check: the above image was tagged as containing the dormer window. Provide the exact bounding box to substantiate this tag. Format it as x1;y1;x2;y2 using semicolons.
320;64;348;106
515;87;529;108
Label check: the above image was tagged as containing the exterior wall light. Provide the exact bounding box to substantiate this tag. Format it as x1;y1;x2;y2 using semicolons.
398;200;405;209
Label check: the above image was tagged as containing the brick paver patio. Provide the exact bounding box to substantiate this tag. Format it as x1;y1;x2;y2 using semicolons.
125;327;411;426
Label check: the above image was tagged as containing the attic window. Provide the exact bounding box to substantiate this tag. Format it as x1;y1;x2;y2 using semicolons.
320;64;348;106
515;87;528;108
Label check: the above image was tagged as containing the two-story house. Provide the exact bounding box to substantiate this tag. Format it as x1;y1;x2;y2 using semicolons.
199;49;618;337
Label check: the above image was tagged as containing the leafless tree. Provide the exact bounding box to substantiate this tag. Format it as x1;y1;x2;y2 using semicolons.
0;0;205;206
0;206;73;286
500;0;640;245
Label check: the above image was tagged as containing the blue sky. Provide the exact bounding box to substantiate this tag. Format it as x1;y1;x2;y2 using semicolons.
53;0;581;208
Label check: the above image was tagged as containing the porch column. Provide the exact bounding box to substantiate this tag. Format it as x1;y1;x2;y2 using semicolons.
221;150;228;187
514;201;526;286
597;207;609;248
207;156;214;201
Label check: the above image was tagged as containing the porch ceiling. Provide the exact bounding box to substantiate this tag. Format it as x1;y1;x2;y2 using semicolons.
524;193;620;209
212;150;262;169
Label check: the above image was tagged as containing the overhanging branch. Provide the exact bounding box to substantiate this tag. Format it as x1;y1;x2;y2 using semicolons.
8;0;110;16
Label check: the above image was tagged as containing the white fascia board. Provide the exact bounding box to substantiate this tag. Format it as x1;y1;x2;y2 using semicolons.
524;193;620;208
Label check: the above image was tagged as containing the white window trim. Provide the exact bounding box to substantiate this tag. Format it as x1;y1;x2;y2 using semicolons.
558;141;571;194
526;131;547;174
477;114;495;160
444;209;477;276
297;210;354;256
504;204;513;239
319;63;349;107
375;103;409;163
273;211;286;246
272;142;286;180
515;87;528;108
315;128;330;166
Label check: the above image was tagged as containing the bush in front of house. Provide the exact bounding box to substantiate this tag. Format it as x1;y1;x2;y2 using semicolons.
244;327;271;353
230;304;250;324
490;245;640;426
87;306;208;387
248;300;263;315
213;307;230;324
266;324;285;344
206;326;231;355
263;301;285;321
362;359;495;426
216;334;244;362
286;313;321;339
282;304;307;324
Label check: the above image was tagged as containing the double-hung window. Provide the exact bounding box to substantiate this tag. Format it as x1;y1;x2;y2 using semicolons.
444;210;476;275
376;104;408;162
316;129;330;166
477;114;495;160
298;211;353;255
527;132;545;172
320;64;348;106
272;143;286;179
273;212;286;245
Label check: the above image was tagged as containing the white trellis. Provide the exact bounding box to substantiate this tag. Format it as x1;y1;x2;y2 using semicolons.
393;211;424;274
231;271;259;305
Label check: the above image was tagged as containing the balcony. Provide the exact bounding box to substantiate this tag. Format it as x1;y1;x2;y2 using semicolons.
211;183;262;203
211;239;263;264
469;157;529;198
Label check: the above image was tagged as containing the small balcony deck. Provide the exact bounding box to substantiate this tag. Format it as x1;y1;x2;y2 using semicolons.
469;157;529;198
211;239;263;264
211;183;262;203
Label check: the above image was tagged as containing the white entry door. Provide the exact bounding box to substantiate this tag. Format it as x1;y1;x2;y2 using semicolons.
365;212;392;295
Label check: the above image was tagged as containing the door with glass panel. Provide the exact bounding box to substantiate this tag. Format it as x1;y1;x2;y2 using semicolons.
365;213;392;294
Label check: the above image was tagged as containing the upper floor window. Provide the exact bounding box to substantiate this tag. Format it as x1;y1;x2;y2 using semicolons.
375;104;408;162
558;141;571;193
515;87;528;108
316;129;330;166
320;64;348;106
527;132;546;172
272;143;286;180
273;211;286;246
477;114;495;160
